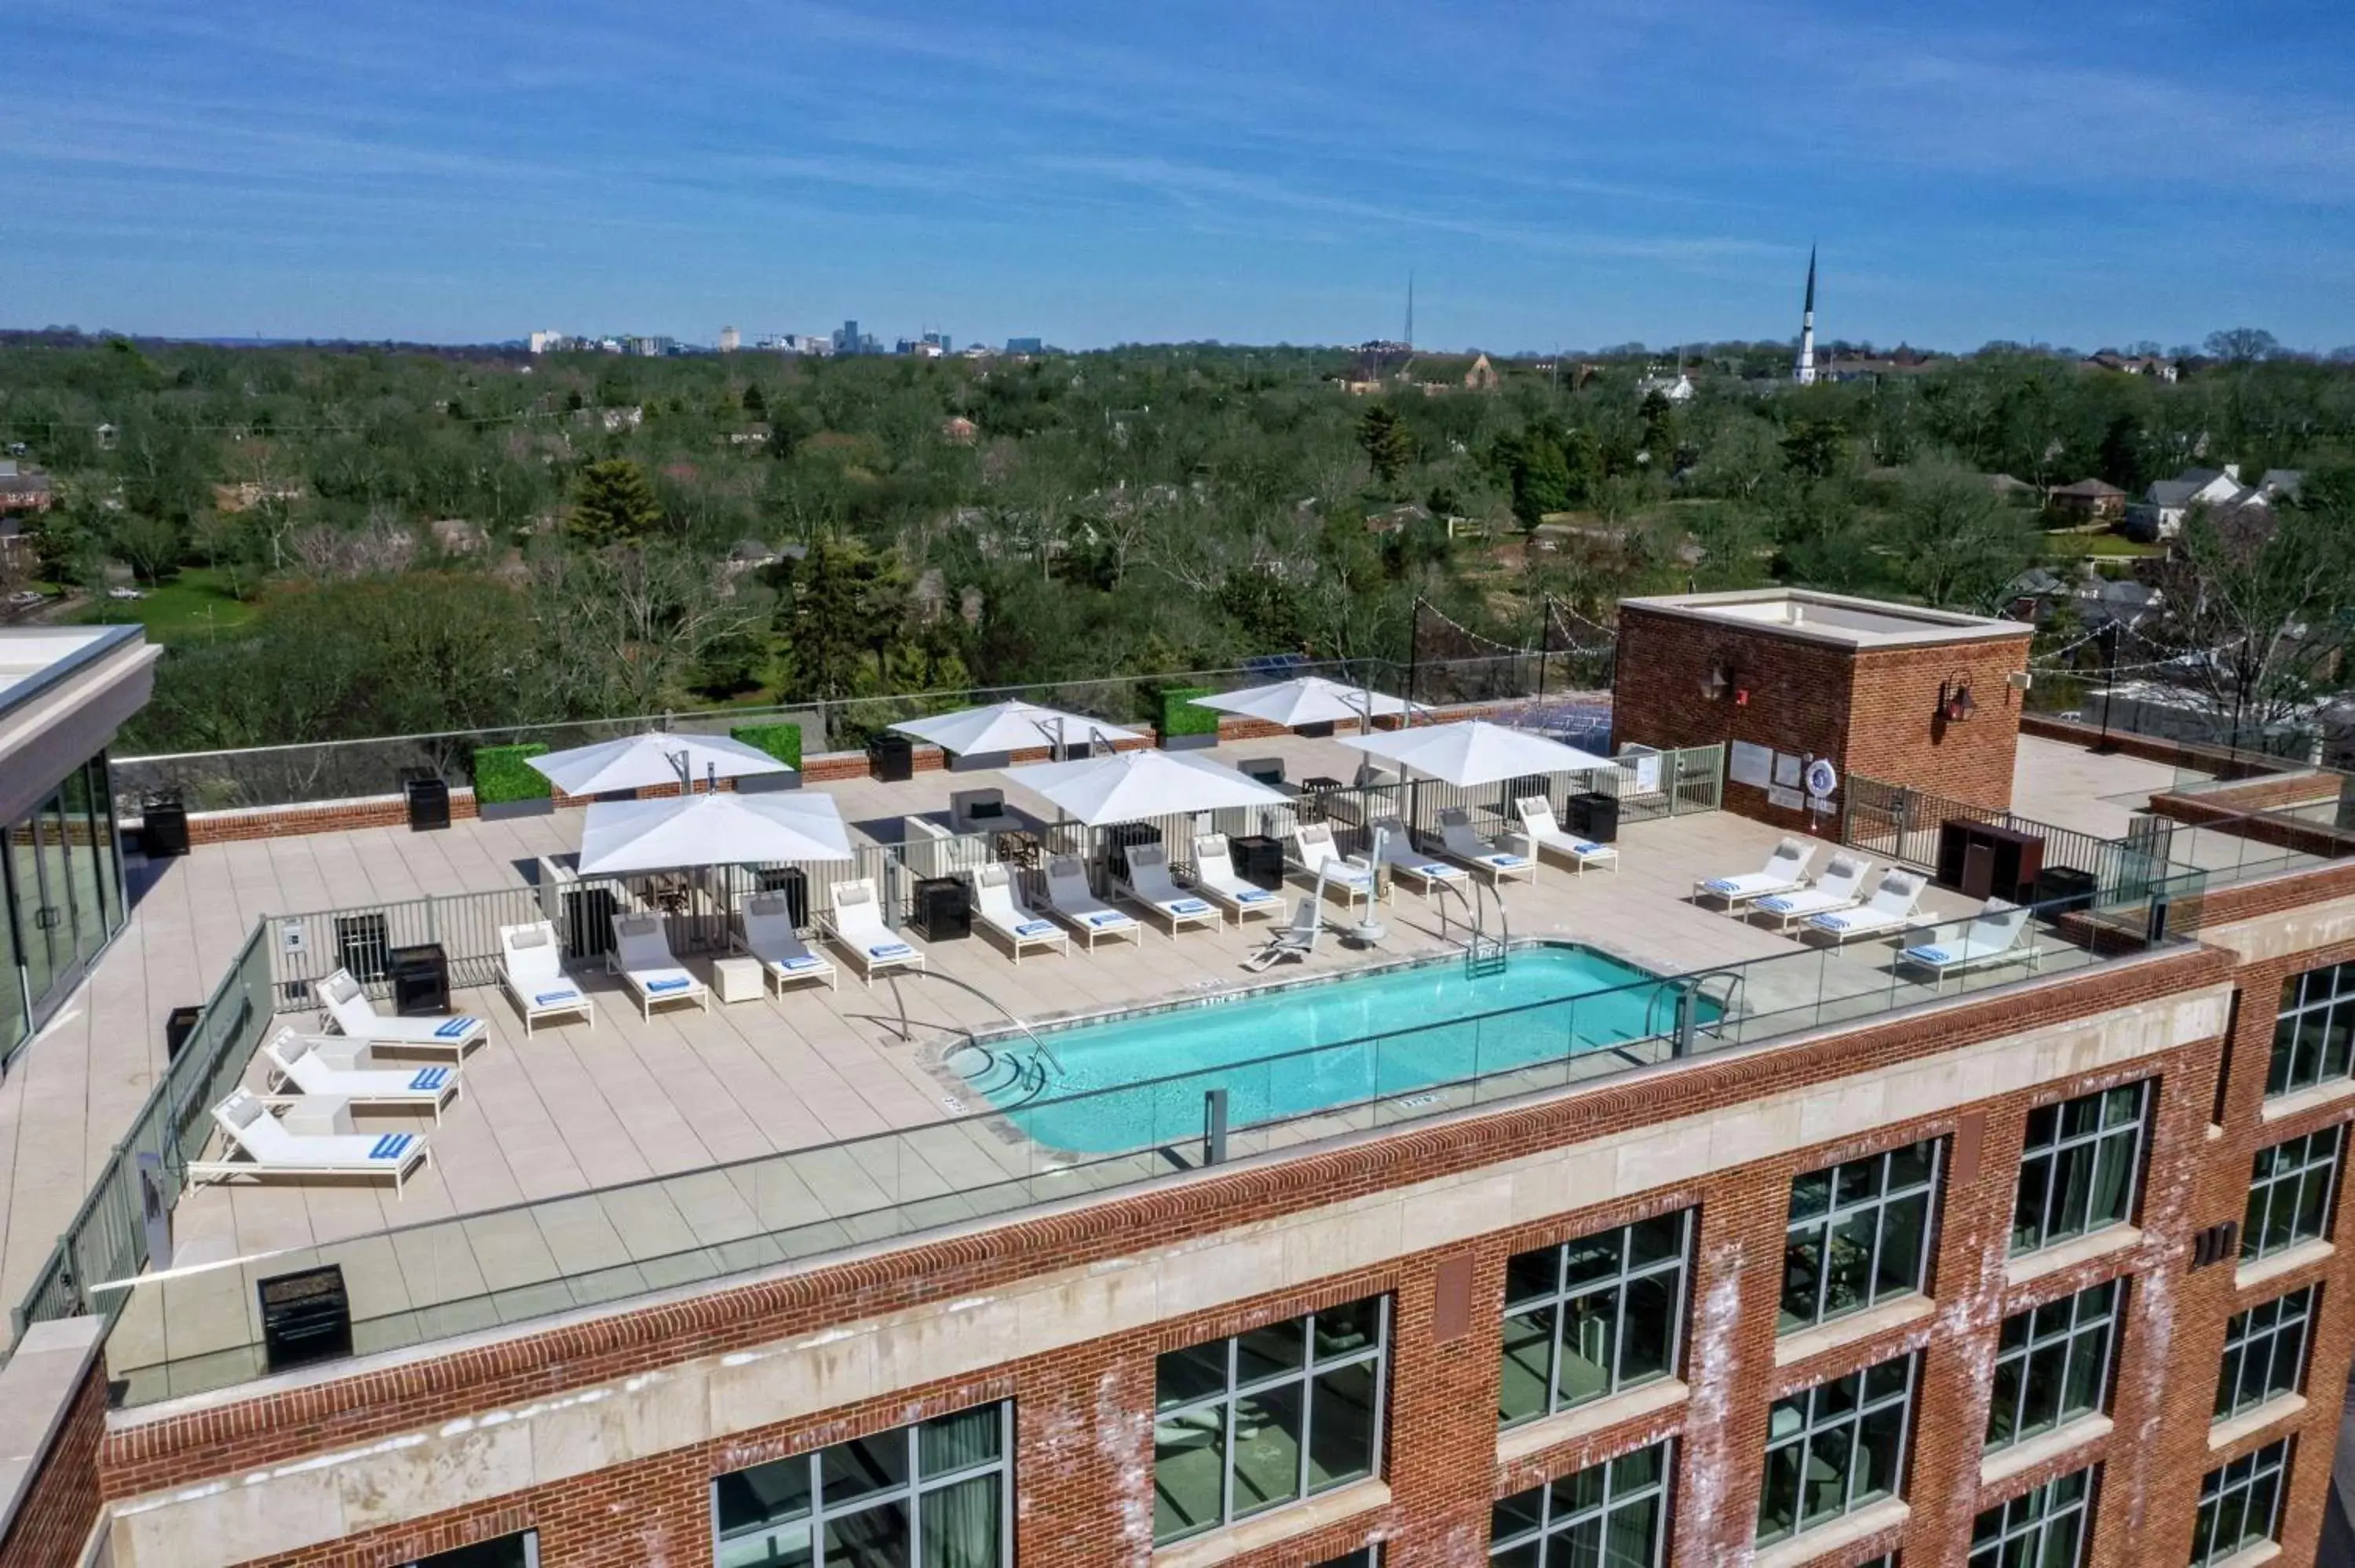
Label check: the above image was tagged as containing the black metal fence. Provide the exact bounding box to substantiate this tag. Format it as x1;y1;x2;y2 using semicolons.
1840;775;2171;900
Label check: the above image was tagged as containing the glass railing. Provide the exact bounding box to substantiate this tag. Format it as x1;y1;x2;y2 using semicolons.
99;866;2211;1406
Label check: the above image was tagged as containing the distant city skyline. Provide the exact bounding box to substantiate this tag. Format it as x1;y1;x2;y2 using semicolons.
7;2;2355;352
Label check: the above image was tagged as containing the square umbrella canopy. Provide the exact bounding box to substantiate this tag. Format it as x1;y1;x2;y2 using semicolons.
529;732;794;797
889;701;1144;757
1006;748;1288;826
1188;676;1416;731
1336;720;1618;788
577;790;854;875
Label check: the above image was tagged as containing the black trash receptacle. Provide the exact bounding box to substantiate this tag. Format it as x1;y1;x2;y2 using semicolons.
1229;834;1285;892
139;793;190;859
1570;790;1619;844
385;943;451;1016
869;734;915;783
1104;822;1164;881
164;1005;203;1062
2036;866;2100;916
756;866;810;929
910;876;972;941
561;885;619;964
403;776;451;832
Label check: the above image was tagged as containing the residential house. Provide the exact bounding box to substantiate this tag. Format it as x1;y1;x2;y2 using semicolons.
2048;477;2128;523
0;461;55;513
940;416;979;446
2083;350;2181;382
1637;369;1697;404
2131;464;2261;540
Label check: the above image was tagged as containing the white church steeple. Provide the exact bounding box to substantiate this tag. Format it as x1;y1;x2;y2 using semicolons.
1794;246;1818;385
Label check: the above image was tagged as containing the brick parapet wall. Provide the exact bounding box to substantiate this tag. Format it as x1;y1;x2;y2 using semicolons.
0;1360;105;1568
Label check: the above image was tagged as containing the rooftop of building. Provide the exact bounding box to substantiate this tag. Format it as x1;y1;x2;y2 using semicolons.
0;623;147;711
1619;589;2036;650
6;702;2320;1408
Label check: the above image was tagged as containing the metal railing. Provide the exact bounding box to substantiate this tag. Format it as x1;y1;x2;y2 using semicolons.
1839;775;2170;899
100;862;2208;1405
10;923;275;1340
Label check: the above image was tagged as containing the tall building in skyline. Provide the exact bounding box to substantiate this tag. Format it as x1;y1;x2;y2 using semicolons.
717;325;740;353
1794;246;1819;385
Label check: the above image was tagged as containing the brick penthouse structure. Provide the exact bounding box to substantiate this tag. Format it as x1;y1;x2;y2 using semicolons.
0;594;2352;1568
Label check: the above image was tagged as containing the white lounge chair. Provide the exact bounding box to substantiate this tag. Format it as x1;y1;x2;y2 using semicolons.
607;913;710;1019
734;892;839;993
1897;902;2038;990
1188;834;1287;924
316;968;484;1057
188;1088;431;1197
1042;856;1143;950
969;863;1068;963
499;921;595;1034
1366;817;1470;898
1243;896;1324;972
1804;870;1931;946
818;877;929;985
1512;797;1620;875
1118;844;1221;937
261;1030;462;1122
1436;808;1537;887
1693;837;1816;910
1749;853;1873;932
1287;822;1378;912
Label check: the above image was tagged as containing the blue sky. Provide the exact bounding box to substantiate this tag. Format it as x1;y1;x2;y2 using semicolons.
7;1;2355;352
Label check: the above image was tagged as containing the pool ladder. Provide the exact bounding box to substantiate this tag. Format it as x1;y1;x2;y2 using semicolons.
1644;969;1747;1056
1435;876;1510;980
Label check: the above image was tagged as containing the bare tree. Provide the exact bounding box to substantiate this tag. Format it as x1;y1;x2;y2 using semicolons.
2149;500;2350;738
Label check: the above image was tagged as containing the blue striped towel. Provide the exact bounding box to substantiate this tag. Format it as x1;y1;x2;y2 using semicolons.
1237;888;1276;902
433;1017;478;1038
869;941;913;958
1167;898;1211;915
368;1132;414;1161
1415;862;1459;878
1086;911;1128;927
647;976;691;994
1485;853;1531;867
1702;877;1743;894
534;988;579;1005
409;1068;450;1092
1014;920;1056;937
1755;895;1798;913
779;955;821;970
1905;945;1954;964
1811;911;1861;931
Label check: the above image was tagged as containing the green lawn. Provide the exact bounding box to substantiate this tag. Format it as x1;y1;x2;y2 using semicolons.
74;567;258;644
2046;531;2163;560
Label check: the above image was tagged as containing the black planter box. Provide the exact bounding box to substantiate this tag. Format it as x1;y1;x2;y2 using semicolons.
1568;791;1620;844
164;1005;203;1062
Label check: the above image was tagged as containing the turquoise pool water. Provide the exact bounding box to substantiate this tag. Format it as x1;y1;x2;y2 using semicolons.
970;945;1687;1154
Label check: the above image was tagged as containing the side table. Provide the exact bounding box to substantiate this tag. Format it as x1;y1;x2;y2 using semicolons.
712;955;766;1004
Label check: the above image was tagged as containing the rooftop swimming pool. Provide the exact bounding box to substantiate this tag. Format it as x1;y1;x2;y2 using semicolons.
958;944;1695;1154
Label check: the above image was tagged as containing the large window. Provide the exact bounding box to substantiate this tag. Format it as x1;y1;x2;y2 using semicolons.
1756;1354;1917;1546
403;1536;538;1568
1984;1279;2122;1452
2216;1287;2317;1421
2272;963;2355;1097
1489;1440;1672;1568
2244;1125;2344;1264
1501;1212;1689;1426
714;1402;1011;1568
1969;1468;2094;1568
2191;1439;2291;1566
1782;1140;1940;1333
2012;1084;2149;1254
1154;1298;1388;1545
1310;1551;1378;1568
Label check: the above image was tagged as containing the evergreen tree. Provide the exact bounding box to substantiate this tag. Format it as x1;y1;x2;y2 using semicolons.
566;459;663;546
1356;403;1413;491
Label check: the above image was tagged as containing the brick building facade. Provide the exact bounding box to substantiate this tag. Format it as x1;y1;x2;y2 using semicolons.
11;595;2355;1568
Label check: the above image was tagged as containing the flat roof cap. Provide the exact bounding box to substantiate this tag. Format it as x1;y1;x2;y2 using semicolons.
1619;589;2032;651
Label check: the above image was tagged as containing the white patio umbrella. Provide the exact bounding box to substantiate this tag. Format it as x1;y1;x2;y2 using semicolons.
576;790;853;875
889;701;1142;758
1336;720;1617;788
1189;676;1416;731
529;731;794;797
1007;748;1287;826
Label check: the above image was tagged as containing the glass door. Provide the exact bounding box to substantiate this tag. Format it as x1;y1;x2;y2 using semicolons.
0;859;26;1057
60;765;111;964
5;811;53;1016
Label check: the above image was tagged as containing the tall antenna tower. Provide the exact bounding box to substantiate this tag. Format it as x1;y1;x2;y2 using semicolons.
1404;272;1415;351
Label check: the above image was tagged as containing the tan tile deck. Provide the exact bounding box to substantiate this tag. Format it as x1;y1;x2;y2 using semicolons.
0;728;2195;1391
